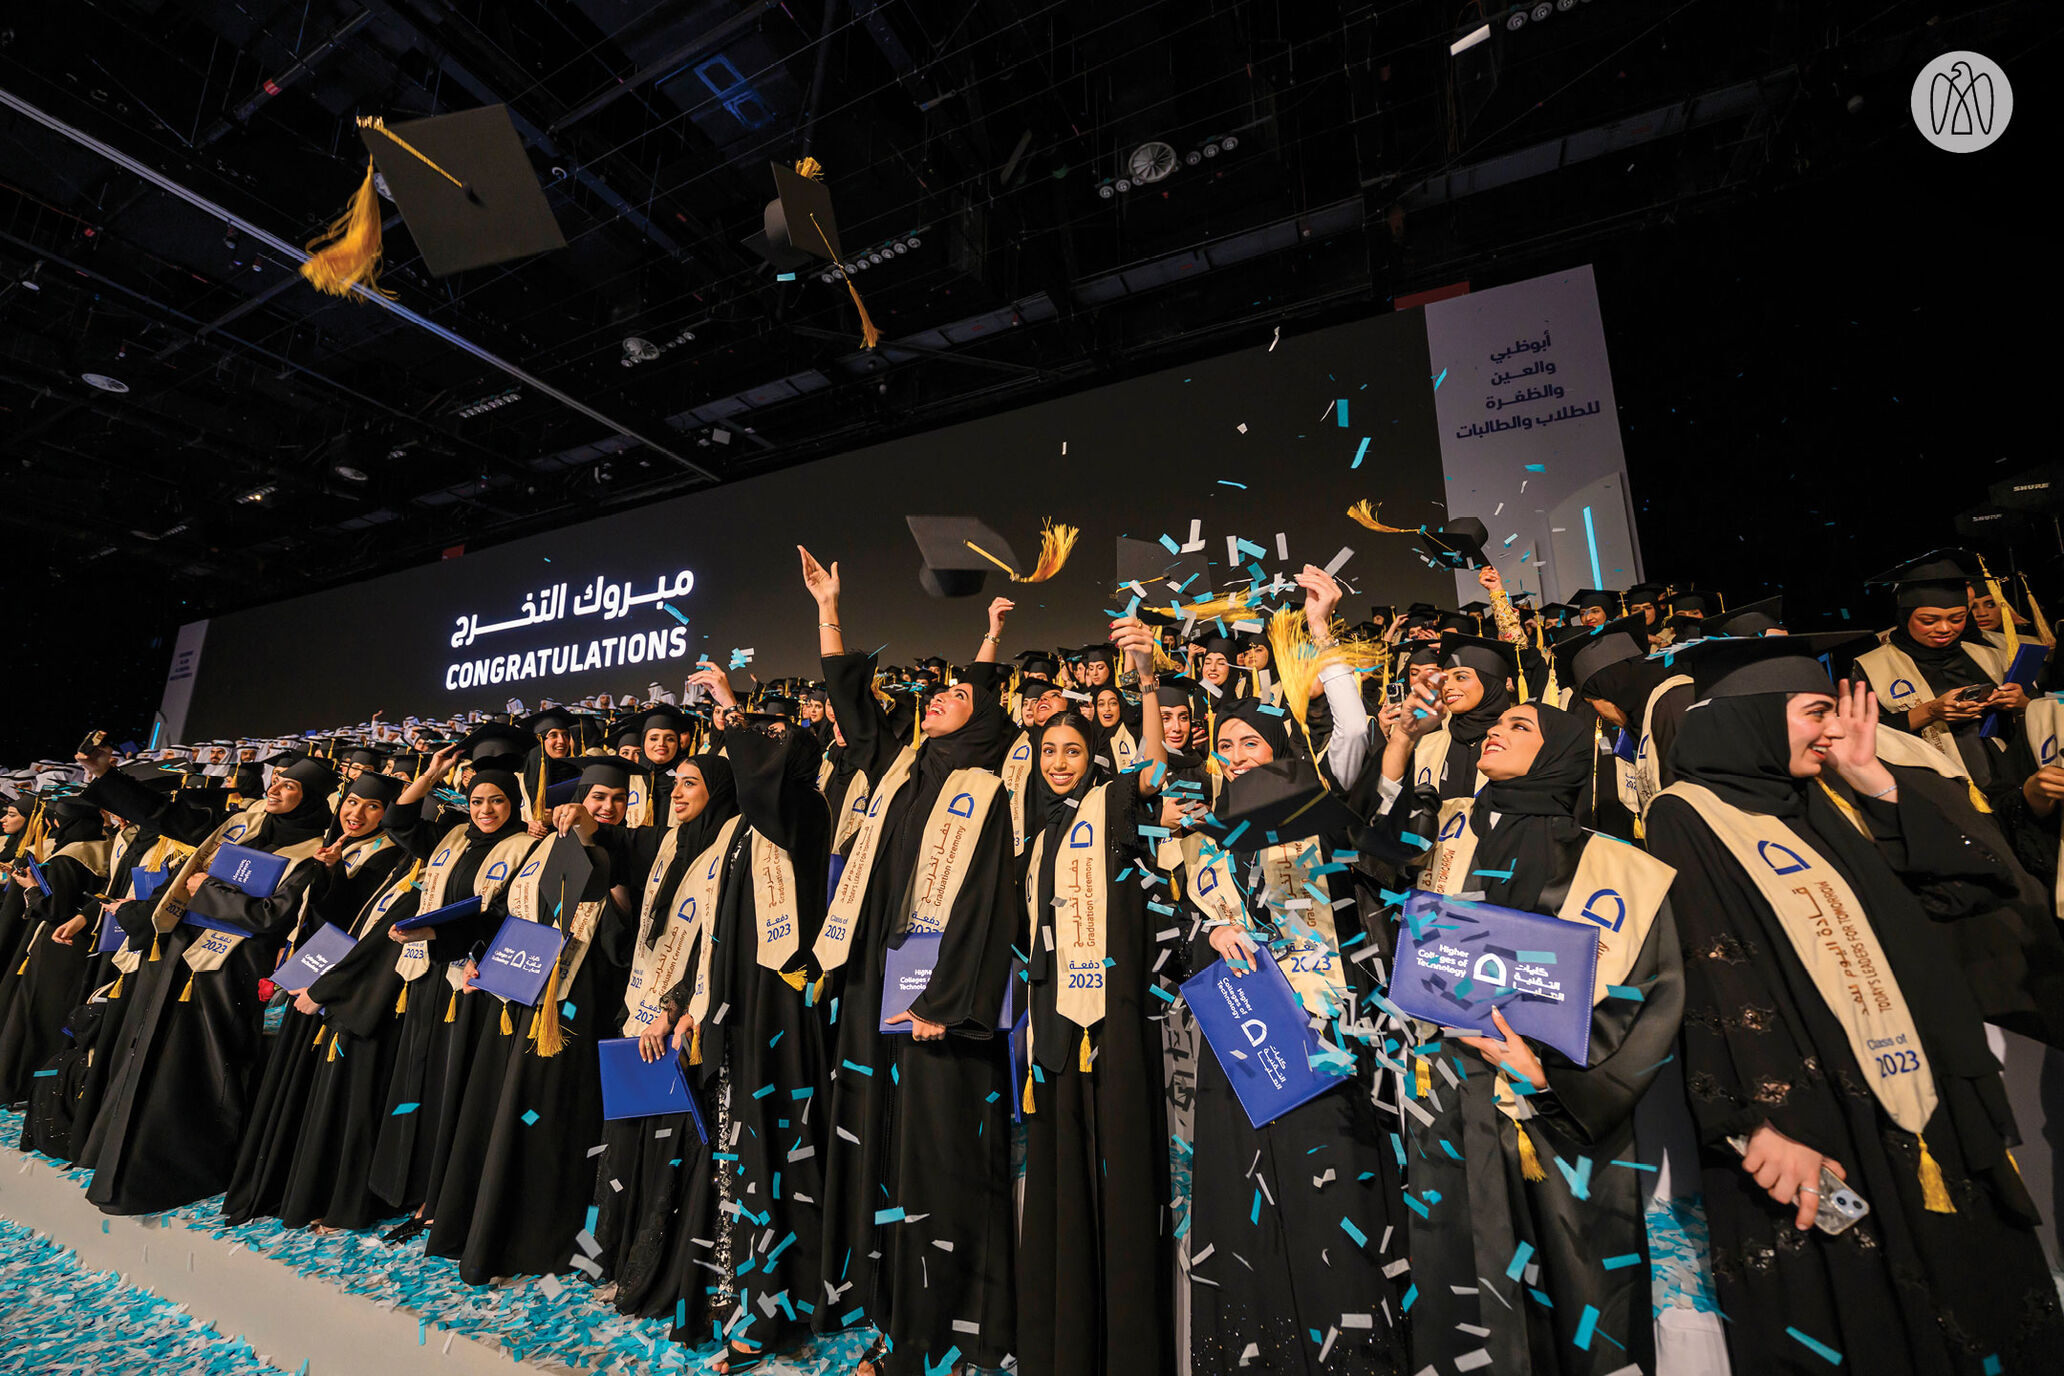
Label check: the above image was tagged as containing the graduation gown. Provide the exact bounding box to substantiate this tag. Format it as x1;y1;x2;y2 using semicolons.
1647;782;2064;1375
426;831;634;1285
0;846;110;1106
222;831;406;1226
1018;781;1177;1376
812;651;1019;1376
1177;828;1409;1376
1377;788;1685;1376
83;808;330;1215
662;729;834;1353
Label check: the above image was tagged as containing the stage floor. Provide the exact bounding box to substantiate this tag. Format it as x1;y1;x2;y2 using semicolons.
0;1109;883;1375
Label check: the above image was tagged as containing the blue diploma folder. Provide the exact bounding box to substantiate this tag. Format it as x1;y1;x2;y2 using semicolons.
132;865;172;903
597;1037;708;1140
878;933;1015;1033
393;894;483;932
472;915;565;1006
1181;947;1338;1129
1981;643;2049;739
96;907;127;954
207;843;289;898
1390;890;1600;1065
275;923;358;992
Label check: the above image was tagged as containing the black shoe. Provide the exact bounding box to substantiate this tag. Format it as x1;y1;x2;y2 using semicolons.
381;1215;431;1245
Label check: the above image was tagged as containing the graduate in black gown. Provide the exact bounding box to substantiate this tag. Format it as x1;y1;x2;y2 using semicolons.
654;669;833;1369
1644;638;2064;1375
84;756;340;1215
1178;569;1408;1376
800;548;1018;1376
1016;614;1178;1376
0;797;111;1106
1405;632;1516;800
427;759;636;1284
589;752;738;1315
368;741;541;1240
1372;681;1684;1376
222;769;407;1226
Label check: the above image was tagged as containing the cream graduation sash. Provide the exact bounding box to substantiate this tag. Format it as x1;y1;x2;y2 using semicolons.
399;825;535;984
1107;724;1138;773
2022;696;2064;915
625;768;656;829
182;835;327;975
1854;640;2005;769
1001;731;1035;854
817;756;836;793
107;834;200;975
1633;673;1692;820
1025;782;1111;1028
1257;839;1348;1017
682;816;746;1025
627;817;736;1034
750;831;802;972
903;769;1004;935
1660;782;1937;1135
832;769;870;854
146;803;268;933
1411;727;1487;797
815;745;917;972
1183;837;1250;932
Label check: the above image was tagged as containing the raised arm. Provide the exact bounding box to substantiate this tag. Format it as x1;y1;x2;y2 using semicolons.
799;545;846;658
1111;616;1166;797
398;744;462;809
1297;564;1373;787
975;596;1012;664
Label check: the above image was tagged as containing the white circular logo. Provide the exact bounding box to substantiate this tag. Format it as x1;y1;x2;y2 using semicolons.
1911;51;2011;152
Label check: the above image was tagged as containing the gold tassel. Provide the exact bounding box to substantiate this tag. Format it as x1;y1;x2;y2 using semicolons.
1973;555;2020;658
1346;499;1418;534
148;932;161;963
499;1002;514;1036
394;984;408;1016
965;519;1080;585
444;989;459;1023
2020;573;2055;649
178;975;195;1003
312;1024;328;1050
109;972;124;1000
13;956;25;977
299;158;393;300
530;959;567;1058
1078;1034;1093;1073
327;1034;340;1063
790;161;880;349
1516;1124;1547;1182
1917;1135;1955;1213
1414;1056;1432;1098
689;1023;704;1066
1968;780;1993;814
1022;1067;1037;1117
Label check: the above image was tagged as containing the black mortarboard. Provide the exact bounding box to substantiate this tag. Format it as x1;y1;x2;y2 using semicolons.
639;705;690;736
1550;615;1649;695
1369;604;1395;626
746;695;798;723
1421;516;1489;570
1676;631;1877;701
279;756;338;795
1213;761;1359;851
1867;549;1983;610
534;833;597;921
118;761;183;795
1150;674;1203;710
339;745;387;769
1701;596;1784;637
574;760;631;796
1435;612;1476;636
1437;631;1520;687
906;515;1021;598
746;161;842;270
1570;588;1621;615
523;708;579;737
456;722;531;771
1624;582;1666;609
1670;589;1720;617
1193;634;1238;658
357;106;566;277
343;772;404;806
1013;650;1061;680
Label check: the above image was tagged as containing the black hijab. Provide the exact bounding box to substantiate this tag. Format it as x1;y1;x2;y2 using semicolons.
728;727;824;853
1444;660;1513;746
1466;703;1592;914
1024;712;1113;834
1218;698;1298;761
1887;615;1993;691
465;771;522;844
645;753;739;942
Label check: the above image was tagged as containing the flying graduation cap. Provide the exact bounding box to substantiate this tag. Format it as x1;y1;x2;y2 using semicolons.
302;105;567;298
742;158;880;348
906;515;1080;598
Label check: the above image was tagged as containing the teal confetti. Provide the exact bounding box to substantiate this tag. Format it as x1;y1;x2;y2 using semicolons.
1786;1328;1844;1365
1600;1254;1642;1270
1351;437;1371;468
1573;1305;1599;1350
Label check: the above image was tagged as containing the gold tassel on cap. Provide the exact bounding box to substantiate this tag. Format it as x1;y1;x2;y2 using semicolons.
300;158;392;300
2020;573;2055;649
965;519;1081;585
1346;499;1419;534
1516;1125;1547;1182
1973;555;2020;658
1918;1135;1956;1213
794;158;881;349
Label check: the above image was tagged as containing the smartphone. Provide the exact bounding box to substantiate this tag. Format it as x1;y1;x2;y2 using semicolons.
1386;680;1408;705
1725;1136;1870;1235
1954;684;1993;702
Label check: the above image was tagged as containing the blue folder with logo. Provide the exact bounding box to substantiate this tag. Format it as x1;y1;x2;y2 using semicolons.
878;933;1015;1033
1982;643;2049;739
207;843;289;897
393;894;483;932
274;922;358;992
1390;889;1600;1065
96;906;128;954
1181;947;1337;1129
472;915;565;1006
132;865;173;903
597;1036;708;1141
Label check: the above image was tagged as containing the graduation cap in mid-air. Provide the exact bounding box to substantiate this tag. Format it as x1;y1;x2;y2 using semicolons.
301;105;567;298
1419;516;1490;570
744;158;881;348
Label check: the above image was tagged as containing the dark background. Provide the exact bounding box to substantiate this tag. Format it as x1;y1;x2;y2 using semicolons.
183;306;1452;737
3;2;2057;761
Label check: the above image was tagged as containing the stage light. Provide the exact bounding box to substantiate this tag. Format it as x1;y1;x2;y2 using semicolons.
19;260;42;291
1557;0;1577;9
1452;22;1491;52
1531;2;1552;20
1115;177;1133;193
867;251;883;264
81;372;129;393
239;484;276;504
891;242;907;255
1220;135;1238;151
335;464;370;482
1184;150;1201;166
1506;8;1527;29
1098;182;1115;199
906;235;920;249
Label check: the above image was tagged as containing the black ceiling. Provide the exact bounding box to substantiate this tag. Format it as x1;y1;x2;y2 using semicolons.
2;0;2055;757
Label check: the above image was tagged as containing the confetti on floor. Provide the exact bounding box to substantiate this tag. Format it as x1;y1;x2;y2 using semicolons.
0;1217;290;1376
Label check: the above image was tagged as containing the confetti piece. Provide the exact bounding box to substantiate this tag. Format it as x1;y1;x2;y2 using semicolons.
1786;1328;1844;1364
520;1109;539;1126
1505;1241;1534;1280
1219;480;1248;489
1573;1304;1600;1350
1351;437;1371;469
1601;1254;1643;1270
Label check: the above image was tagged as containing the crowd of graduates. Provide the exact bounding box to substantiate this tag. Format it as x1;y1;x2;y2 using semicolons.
4;538;2064;1376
